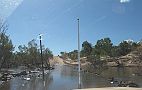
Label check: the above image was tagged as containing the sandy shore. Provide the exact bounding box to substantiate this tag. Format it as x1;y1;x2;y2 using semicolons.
74;87;142;90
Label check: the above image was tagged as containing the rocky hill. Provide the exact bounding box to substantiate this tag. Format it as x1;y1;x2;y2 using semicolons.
107;46;142;67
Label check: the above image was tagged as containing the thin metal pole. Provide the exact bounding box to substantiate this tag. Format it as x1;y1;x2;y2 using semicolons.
39;35;44;80
77;18;81;89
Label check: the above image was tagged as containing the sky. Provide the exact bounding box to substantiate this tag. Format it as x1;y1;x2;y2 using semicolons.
0;0;142;55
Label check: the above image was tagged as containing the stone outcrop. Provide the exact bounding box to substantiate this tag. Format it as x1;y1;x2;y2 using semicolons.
107;46;142;67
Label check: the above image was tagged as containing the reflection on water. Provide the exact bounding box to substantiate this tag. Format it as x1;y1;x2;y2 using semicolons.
0;65;142;90
0;73;53;90
81;67;142;88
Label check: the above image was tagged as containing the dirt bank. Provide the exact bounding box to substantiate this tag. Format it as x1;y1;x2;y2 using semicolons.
74;87;142;90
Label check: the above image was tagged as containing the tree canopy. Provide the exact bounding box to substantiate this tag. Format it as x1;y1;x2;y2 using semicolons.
0;20;14;69
62;37;140;64
82;41;92;58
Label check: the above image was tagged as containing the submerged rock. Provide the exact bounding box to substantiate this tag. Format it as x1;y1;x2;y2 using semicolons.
118;81;139;87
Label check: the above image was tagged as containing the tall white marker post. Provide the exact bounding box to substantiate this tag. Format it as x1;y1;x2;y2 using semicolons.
77;19;81;89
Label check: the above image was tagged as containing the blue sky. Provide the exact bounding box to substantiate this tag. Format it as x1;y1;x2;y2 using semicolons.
0;0;142;55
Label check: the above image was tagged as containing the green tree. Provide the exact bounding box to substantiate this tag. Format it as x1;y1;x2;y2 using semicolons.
81;41;92;58
0;21;14;69
94;38;113;57
43;48;53;68
27;39;40;66
110;46;119;57
14;39;53;68
118;41;131;56
68;50;78;60
17;45;29;65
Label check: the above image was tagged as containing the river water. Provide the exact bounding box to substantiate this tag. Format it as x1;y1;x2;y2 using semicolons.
0;65;142;90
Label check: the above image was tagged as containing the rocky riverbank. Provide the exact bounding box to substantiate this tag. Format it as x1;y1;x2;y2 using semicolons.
74;87;142;90
106;48;142;67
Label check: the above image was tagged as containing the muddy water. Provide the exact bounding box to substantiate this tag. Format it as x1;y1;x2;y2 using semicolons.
0;65;142;90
